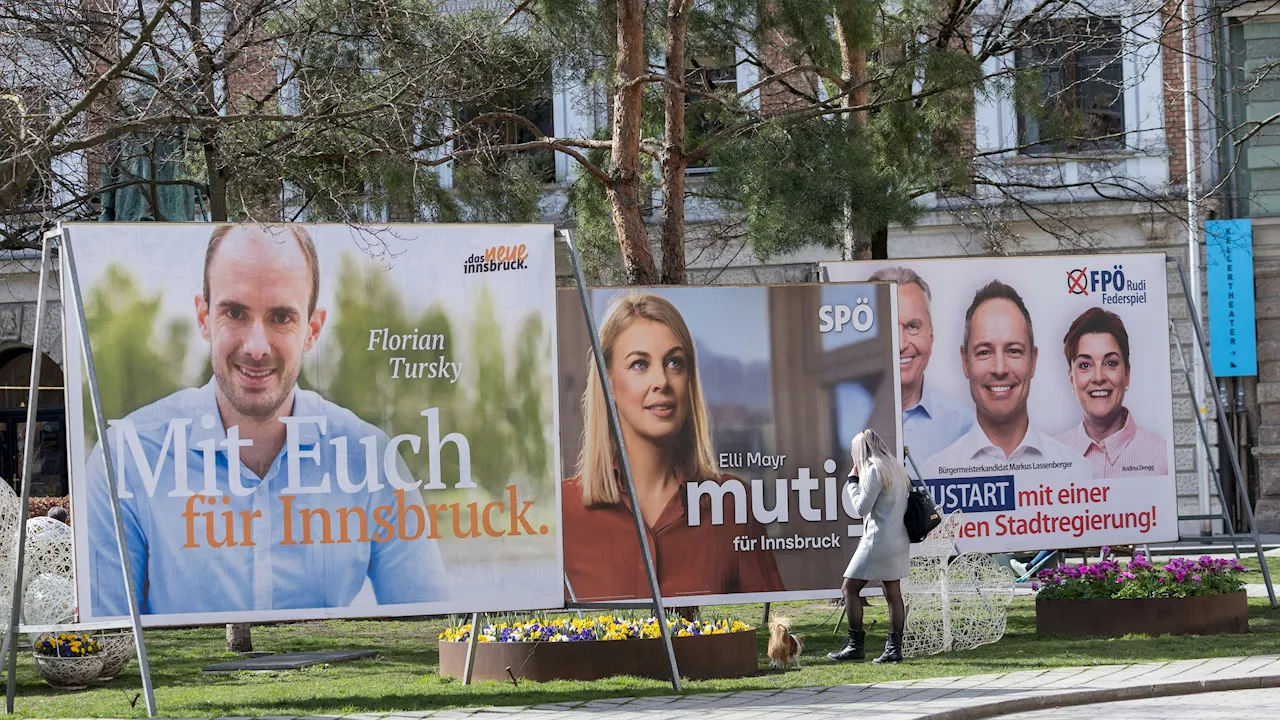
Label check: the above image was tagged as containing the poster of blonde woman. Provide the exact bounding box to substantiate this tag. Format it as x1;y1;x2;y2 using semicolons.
62;222;563;626
556;283;904;605
821;254;1179;553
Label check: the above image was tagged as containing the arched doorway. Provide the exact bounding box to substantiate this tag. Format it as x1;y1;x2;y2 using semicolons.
0;347;67;496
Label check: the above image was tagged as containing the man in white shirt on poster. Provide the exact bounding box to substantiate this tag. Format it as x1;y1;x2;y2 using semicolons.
922;280;1089;481
866;266;975;470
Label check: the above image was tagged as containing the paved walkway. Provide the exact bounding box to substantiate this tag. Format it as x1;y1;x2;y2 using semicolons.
1000;686;1280;719
308;655;1280;720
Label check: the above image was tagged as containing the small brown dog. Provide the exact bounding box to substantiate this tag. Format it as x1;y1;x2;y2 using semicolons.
767;616;803;669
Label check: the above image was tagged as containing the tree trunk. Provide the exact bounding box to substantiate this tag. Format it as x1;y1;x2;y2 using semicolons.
609;0;659;284
0;155;37;212
226;622;253;653
191;0;228;223
190;0;245;651
659;0;691;285
833;9;872;261
203;136;228;222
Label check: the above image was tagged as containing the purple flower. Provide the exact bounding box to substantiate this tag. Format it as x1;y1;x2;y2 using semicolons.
1101;545;1112;557
1031;582;1040;590
1191;574;1202;582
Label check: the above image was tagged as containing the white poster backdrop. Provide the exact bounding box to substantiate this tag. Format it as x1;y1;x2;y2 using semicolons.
62;223;564;626
823;253;1179;553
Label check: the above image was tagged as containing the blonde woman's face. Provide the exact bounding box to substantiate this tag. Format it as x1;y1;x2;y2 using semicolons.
608;319;691;445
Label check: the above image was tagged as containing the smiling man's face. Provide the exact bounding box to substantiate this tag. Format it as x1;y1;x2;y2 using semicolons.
961;298;1037;426
897;283;933;402
196;228;324;420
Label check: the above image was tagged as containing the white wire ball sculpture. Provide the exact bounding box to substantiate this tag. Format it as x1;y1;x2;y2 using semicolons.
23;516;74;589
31;653;103;691
901;511;1016;658
901;510;963;658
94;631;135;680
0;482;21;628
23;573;75;626
945;551;1016;652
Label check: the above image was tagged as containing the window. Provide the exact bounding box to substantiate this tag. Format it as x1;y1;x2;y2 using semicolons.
1227;19;1280;216
1014;17;1125;154
97;131;200;222
685;45;739;171
453;62;556;185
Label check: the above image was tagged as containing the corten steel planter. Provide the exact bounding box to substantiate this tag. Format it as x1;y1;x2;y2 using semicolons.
439;630;758;682
1035;592;1249;638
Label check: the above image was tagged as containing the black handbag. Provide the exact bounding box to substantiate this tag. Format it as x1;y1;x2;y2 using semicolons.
903;475;942;543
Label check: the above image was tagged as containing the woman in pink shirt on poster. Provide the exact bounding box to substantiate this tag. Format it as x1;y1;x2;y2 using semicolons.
1054;307;1169;478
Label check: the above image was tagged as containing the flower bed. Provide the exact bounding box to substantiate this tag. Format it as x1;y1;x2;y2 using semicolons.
1034;548;1249;637
438;615;759;682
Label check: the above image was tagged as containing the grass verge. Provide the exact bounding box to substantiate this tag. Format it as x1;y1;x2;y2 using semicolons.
5;594;1278;719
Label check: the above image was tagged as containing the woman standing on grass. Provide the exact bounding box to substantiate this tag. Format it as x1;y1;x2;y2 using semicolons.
828;428;910;664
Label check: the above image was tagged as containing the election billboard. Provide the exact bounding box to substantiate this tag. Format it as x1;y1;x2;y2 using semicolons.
62;222;563;626
821;253;1179;552
555;283;904;605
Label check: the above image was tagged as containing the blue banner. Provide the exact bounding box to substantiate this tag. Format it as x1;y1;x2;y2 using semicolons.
923;476;1017;514
1206;219;1258;377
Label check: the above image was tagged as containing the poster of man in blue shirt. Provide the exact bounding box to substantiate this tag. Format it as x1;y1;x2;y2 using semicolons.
67;222;563;625
82;224;449;619
865;266;974;468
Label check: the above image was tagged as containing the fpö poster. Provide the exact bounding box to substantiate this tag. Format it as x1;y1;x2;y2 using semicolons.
61;223;563;626
555;283;904;605
821;254;1179;553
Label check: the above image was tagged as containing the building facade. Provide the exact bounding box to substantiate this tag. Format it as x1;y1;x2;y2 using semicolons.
6;0;1279;538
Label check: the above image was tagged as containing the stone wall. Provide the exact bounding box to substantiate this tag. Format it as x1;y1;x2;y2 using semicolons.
0;254;63;369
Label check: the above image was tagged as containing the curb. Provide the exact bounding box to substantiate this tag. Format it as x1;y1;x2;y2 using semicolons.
921;672;1280;720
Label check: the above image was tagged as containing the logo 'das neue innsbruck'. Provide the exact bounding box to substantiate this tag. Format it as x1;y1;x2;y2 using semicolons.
464;244;529;274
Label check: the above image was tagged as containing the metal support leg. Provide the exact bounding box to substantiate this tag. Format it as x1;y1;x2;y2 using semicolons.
64;230;160;713
462;612;480;685
1170;256;1277;607
560;231;682;691
3;233;51;713
1170;319;1242;560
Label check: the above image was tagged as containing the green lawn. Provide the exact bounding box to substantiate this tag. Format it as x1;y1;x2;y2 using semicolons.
1239;553;1280;582
5;594;1279;719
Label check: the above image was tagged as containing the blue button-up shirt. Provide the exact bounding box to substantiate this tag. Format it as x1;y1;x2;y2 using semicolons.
85;379;447;619
902;379;975;476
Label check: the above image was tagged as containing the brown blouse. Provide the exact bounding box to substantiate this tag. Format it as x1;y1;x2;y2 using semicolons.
561;472;785;602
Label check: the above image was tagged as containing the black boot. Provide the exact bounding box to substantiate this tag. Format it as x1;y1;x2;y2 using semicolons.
827;628;865;661
873;632;903;664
